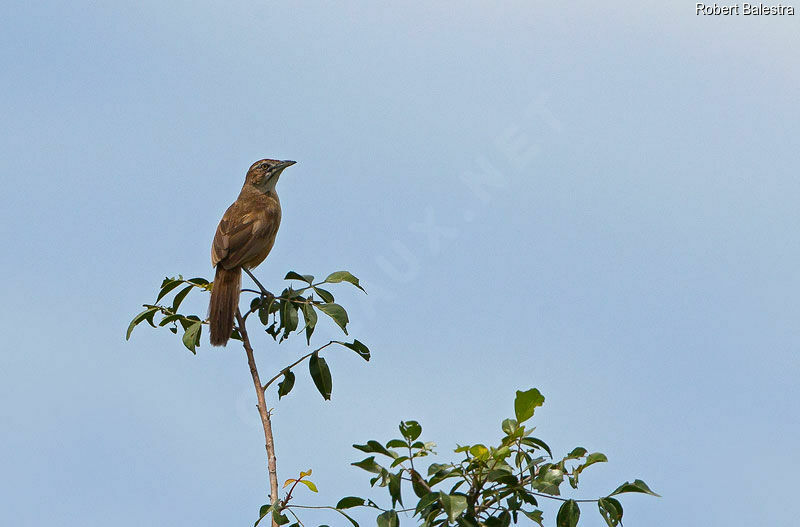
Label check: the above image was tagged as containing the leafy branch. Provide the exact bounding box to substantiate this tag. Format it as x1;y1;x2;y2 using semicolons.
323;388;658;527
128;271;658;527
127;270;367;354
128;269;370;527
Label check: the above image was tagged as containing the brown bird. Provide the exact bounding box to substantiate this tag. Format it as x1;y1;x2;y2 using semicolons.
208;158;295;346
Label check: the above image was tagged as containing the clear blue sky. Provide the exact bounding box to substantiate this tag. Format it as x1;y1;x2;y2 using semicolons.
1;2;798;525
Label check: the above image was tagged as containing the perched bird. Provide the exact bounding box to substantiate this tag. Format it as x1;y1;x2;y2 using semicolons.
208;158;295;346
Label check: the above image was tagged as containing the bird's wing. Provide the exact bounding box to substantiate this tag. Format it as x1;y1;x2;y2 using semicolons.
211;201;279;269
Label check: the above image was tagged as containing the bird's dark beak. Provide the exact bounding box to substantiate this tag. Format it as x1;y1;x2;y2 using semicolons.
267;160;296;182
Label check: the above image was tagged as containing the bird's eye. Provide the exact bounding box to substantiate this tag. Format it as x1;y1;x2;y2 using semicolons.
260;163;269;169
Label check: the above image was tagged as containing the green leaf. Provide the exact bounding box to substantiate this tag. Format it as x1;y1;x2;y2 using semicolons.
182;321;202;354
556;500;580;527
335;509;360;527
143;307;159;327
298;479;318;492
386;439;407;448
158;314;182;327
388;471;403;507
598;497;623;527
610;479;660;497
492;445;511;460
324;271;365;292
178;314;201;330
126;307;157;340
566;447;587;459
300;302;318;344
514;388;545;423
250;295;263;311
410;470;429;498
171;285;193;312
518;491;538;507
254;503;273;527
187;277;209;286
353;440;398;458
520;436;553;458
336;496;365;510
487;470;517;485
532;466;563;495
314;287;335;303
156;279;183;302
338;339;370;361
258;299;272;326
501;418;519;435
309;352;332;400
285;271;314;284
352;456;383;474
273;508;290;525
277;370;295;399
369;469;389;488
390;455;409;468
280;300;299;338
469;444;489;459
399;420;422;441
521;510;544;526
576;452;608;475
427;462;452;476
568;474;578;489
427;468;459;486
415;491;440;514
457;516;480;527
317;303;349;334
586;452;607;464
440;492;468;523
269;298;281;313
485;511;511;527
376;510;398;527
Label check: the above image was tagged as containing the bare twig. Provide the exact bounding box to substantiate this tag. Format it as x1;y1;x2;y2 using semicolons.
286;508;305;527
243;267;271;297
287;504;416;515
235;308;279;527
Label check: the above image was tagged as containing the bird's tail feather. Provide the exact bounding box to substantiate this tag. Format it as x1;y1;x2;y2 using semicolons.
209;266;241;346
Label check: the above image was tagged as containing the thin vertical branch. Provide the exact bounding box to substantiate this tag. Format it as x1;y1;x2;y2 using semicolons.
235;308;279;526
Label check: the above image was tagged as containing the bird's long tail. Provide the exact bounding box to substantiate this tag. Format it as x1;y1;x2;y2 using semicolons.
209;265;242;346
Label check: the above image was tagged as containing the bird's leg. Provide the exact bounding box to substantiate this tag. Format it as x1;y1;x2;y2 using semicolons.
243;267;273;301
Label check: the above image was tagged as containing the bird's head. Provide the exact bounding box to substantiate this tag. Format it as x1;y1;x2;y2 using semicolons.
246;158;296;192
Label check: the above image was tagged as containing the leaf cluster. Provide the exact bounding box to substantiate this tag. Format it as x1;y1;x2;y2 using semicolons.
126;271;366;356
127;270;371;402
127;272;658;527
126;276;210;352
324;388;658;527
251;271;364;344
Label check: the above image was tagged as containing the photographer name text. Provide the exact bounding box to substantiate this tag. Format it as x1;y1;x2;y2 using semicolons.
696;3;795;14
